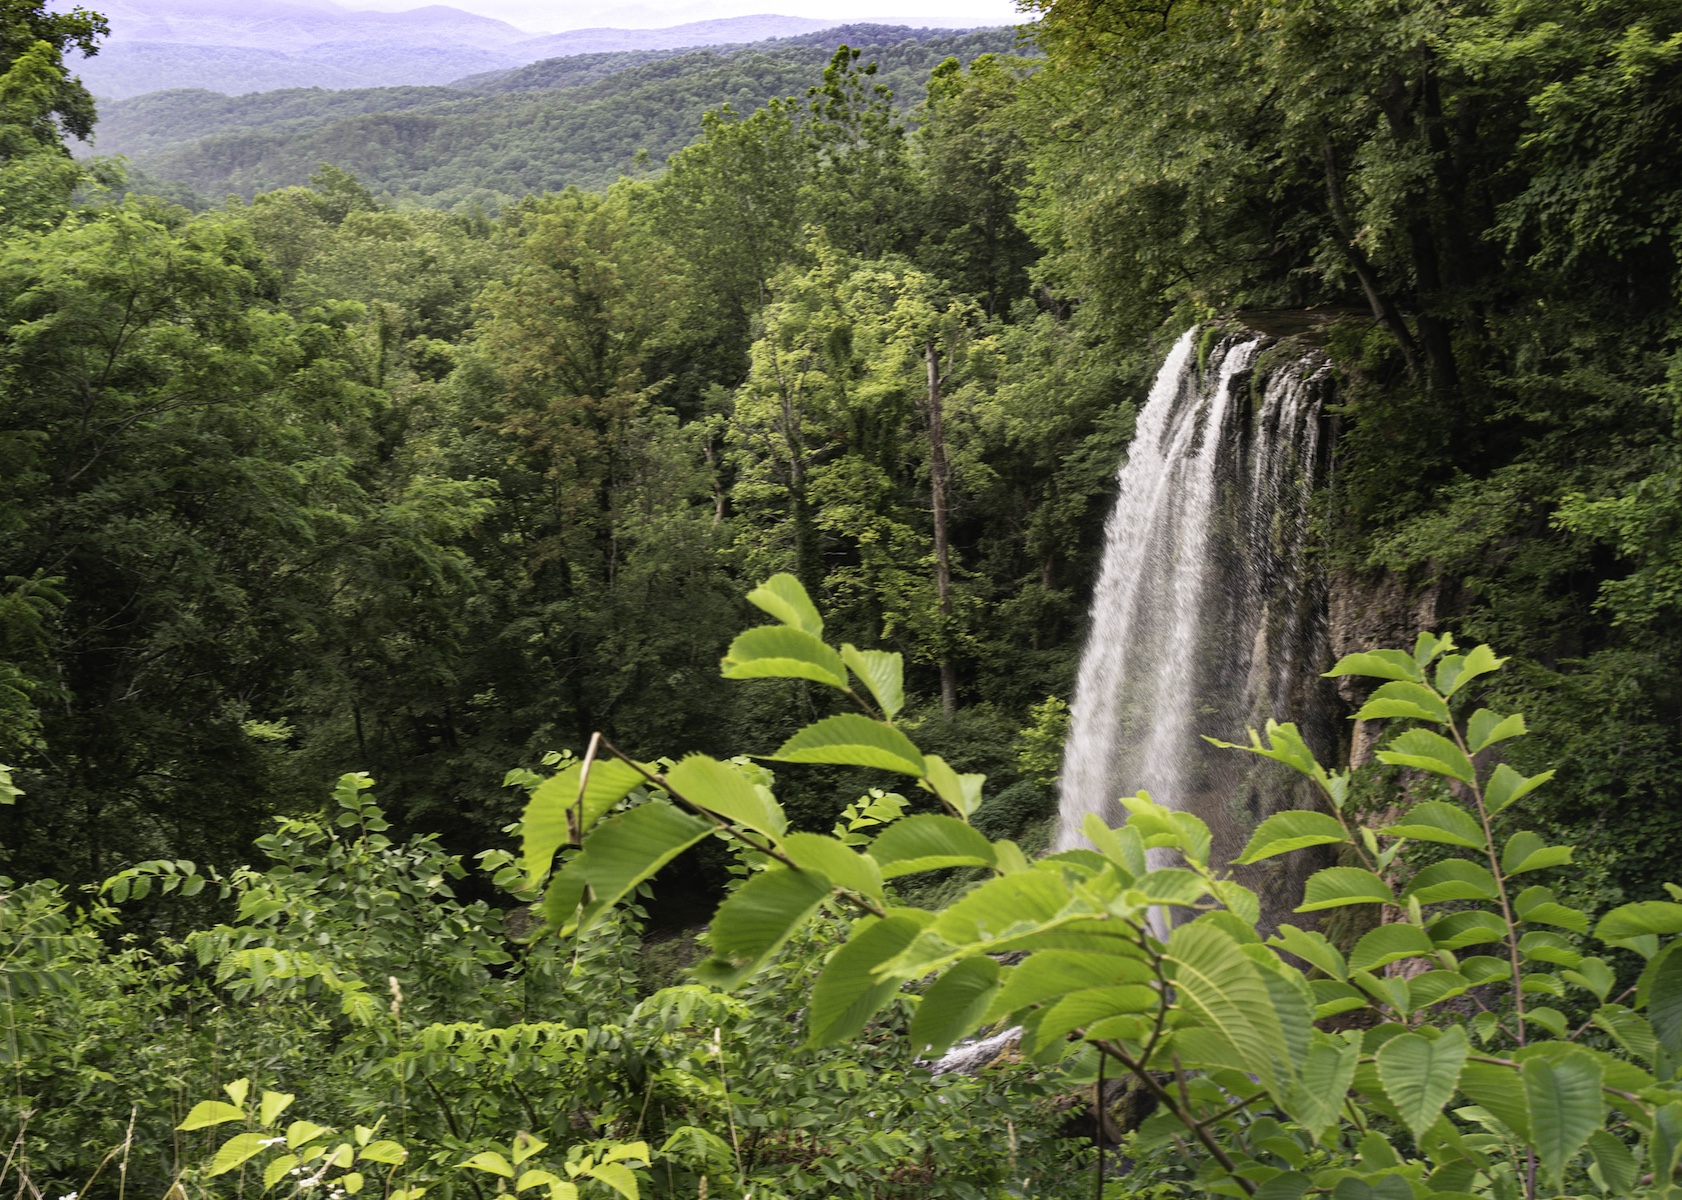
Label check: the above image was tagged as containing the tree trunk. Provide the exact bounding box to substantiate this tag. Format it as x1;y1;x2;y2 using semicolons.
925;341;957;717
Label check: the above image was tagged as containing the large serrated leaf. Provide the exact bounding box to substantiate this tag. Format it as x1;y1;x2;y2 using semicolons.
1324;650;1423;682
1485;762;1553;814
521;757;648;888
1436;644;1504;697
807;910;932;1046
1523;1051;1603;1188
1349;923;1437;973
910;956;1001;1057
1234;810;1348;864
1466;709;1526;754
841;644;904;719
208;1133;267;1177
920;754;985;818
1355;680;1450;724
1501;830;1573;875
576;802;714;930
665;754;786;842
177;1100;246;1130
1380;800;1485;849
1376;729;1475;784
772;713;925;775
868;814;995;877
722;625;847;688
1403;859;1499;904
1268;925;1348;981
695;865;833;988
983;950;1153;1022
746;573;823;636
1034;984;1160;1045
1598;900;1682;941
1166;921;1298;1100
781;832;881;900
1284;1036;1360;1144
1297;867;1394;912
1376;1027;1467;1139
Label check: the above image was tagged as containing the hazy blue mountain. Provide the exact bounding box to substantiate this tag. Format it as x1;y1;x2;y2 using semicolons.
70;0;860;97
97;26;1018;207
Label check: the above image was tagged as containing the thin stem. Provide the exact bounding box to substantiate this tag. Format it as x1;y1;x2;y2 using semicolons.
1445;716;1527;1046
1093;1039;1257;1196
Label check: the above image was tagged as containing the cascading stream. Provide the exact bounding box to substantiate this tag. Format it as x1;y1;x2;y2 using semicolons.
1054;327;1335;917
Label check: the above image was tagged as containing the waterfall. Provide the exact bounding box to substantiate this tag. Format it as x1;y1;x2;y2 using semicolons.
1054;327;1335;917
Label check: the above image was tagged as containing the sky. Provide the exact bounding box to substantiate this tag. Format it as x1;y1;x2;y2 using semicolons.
341;0;1024;32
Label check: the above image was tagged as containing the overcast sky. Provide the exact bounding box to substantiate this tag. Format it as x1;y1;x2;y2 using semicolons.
345;0;1025;32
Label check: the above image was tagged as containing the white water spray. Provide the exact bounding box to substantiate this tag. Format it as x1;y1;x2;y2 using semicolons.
1054;328;1333;914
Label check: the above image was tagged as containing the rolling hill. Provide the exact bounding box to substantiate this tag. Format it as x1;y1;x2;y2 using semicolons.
94;25;1023;207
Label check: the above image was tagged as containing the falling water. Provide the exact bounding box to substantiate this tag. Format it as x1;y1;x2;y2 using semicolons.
1054;327;1336;918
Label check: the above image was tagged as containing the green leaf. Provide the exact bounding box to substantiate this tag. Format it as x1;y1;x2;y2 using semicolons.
1485;762;1553;814
1593;1005;1658;1063
258;1091;294;1128
1204;721;1333;789
1166;921;1300;1099
1645;942;1682;1059
722;625;847;688
586;1160;640;1200
521;757;648;888
745;573;823;636
1513;886;1589;934
1375;729;1475;784
1354;681;1450;724
1235;811;1349;864
178;1101;246;1130
807;910;933;1047
781;832;881;900
1466;709;1526;754
1597;900;1682;941
695;865;833;988
208;1133;267;1177
1349;924;1437;973
1268;925;1348;981
868;814;995;878
1033;984;1160;1046
1284;1036;1360;1142
1587;1129;1637;1196
1501;831;1573;875
984;950;1153;1022
1427;910;1507;950
1403;860;1499;904
920;754;985;818
1324;650;1423;682
665;754;786;841
1297;867;1395;912
1460;1061;1530;1138
1406;971;1471;1013
1523;1050;1603;1188
286;1120;330;1149
358;1141;408;1165
573;802;715;932
1380;800;1485;849
772;713;925;775
1435;644;1505;697
910;956;1001;1057
842;645;904;720
461;1152;516;1178
1376;1027;1468;1140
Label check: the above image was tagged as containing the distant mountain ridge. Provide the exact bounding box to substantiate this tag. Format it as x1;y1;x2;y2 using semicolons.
94;25;1020;206
68;2;855;97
